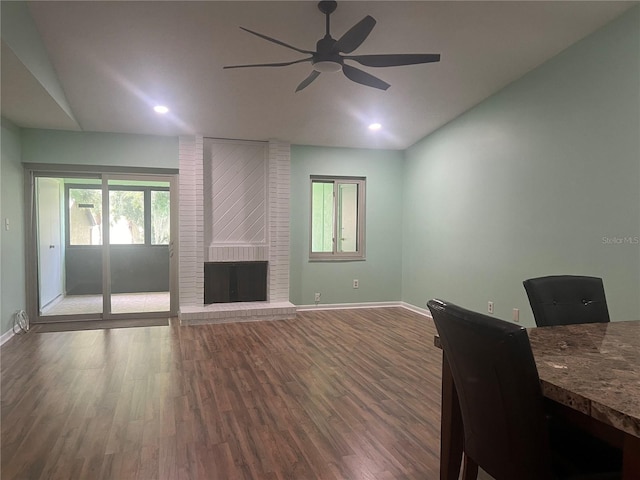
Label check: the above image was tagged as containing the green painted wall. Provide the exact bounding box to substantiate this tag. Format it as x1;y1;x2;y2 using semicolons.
21;129;178;169
402;7;640;326
1;118;26;337
290;145;404;306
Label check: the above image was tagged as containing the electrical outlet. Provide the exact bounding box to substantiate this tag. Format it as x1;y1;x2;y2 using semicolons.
512;308;520;322
314;292;321;303
353;279;359;289
488;301;494;314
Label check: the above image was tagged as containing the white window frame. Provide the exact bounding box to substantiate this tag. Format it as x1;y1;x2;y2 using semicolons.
309;175;366;261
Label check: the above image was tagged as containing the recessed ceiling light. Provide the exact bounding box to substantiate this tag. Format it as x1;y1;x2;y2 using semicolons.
368;123;382;131
153;105;169;114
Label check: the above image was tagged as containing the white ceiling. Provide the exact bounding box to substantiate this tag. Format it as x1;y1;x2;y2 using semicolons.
1;1;635;150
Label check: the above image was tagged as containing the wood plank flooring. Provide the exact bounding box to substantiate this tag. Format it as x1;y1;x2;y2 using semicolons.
1;308;444;480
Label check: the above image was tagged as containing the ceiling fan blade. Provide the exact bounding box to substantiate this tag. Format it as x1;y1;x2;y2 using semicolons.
224;58;313;69
239;27;314;55
342;64;390;91
296;71;321;92
335;16;376;54
345;53;441;67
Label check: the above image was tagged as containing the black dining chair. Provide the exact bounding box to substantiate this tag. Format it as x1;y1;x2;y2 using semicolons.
427;299;621;480
523;275;610;327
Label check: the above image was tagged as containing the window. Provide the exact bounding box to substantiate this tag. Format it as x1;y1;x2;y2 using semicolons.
150;190;170;245
310;176;365;260
67;184;169;246
68;187;103;245
109;190;145;244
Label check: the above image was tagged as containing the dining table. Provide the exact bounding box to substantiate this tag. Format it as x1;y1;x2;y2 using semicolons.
435;319;640;480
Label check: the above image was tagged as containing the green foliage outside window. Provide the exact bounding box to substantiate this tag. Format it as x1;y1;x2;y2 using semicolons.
311;182;334;253
68;185;170;246
69;188;103;245
151;190;170;245
109;190;144;244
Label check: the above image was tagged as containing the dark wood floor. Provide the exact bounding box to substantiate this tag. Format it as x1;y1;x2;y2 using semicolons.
1;308;444;480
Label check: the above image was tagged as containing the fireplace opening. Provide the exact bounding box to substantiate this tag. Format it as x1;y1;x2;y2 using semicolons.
204;261;267;304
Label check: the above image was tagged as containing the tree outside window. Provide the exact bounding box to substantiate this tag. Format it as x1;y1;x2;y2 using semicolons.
68;185;170;246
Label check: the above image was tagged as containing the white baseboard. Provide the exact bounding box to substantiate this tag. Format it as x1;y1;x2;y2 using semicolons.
296;301;402;311
40;293;63;314
399;302;433;319
0;329;15;346
296;301;433;320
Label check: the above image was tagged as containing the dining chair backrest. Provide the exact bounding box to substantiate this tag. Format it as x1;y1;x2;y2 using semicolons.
427;299;554;480
523;275;610;327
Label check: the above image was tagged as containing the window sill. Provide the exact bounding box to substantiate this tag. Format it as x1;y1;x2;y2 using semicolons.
309;256;366;262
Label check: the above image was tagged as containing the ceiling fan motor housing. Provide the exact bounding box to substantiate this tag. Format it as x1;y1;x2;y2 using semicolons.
313;37;343;72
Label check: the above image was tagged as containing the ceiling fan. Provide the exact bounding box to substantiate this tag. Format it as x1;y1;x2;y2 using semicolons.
224;1;441;92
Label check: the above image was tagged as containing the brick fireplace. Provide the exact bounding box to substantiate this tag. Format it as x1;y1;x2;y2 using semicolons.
177;137;296;324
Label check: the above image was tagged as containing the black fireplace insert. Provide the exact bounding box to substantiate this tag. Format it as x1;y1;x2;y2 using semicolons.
204;261;267;304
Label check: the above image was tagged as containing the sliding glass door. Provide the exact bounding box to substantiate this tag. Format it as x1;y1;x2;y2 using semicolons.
28;168;177;323
37;175;105;317
106;176;171;315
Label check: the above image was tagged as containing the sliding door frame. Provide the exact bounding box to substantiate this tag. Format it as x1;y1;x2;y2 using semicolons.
24;163;179;324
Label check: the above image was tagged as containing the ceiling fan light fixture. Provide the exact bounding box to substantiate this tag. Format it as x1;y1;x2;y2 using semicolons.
153;105;169;114
368;122;382;131
313;61;342;73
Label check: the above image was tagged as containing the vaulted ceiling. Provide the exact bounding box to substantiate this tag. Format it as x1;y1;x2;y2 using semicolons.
1;1;635;149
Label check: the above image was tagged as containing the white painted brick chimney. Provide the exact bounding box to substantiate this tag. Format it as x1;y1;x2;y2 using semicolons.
178;136;295;324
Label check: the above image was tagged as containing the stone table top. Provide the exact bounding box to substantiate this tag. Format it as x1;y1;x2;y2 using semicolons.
527;320;640;438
